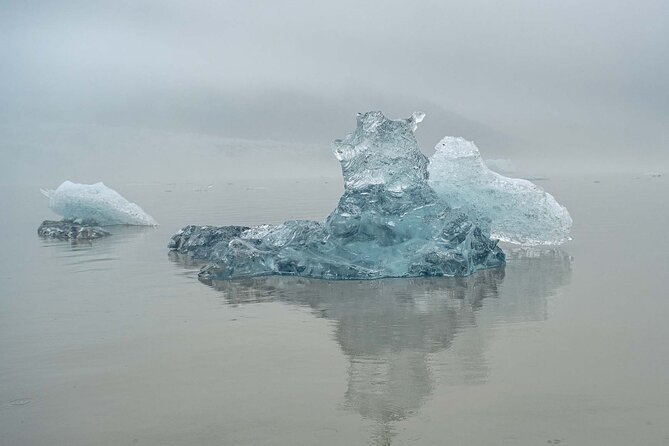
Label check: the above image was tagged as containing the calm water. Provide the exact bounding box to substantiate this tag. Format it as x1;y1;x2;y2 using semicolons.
1;174;668;445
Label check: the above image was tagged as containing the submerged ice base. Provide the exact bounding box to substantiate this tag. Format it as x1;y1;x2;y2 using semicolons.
170;112;505;280
428;137;572;245
38;219;111;240
41;181;158;226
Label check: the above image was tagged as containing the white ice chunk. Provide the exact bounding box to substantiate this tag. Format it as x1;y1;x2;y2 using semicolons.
428;137;571;245
41;181;158;226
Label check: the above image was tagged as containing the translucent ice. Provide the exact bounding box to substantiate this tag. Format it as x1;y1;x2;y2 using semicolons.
41;181;158;226
428;137;572;245
170;112;505;280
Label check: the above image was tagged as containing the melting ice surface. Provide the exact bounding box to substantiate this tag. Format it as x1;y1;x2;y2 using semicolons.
41;181;158;226
170;112;505;280
428;137;572;245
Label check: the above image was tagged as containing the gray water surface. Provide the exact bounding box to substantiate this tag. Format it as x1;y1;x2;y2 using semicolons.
1;174;668;445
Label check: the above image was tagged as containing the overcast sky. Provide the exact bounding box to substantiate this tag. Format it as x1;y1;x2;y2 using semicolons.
1;0;667;173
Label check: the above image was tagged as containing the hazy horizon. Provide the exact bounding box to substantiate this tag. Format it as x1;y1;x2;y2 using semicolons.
2;0;668;179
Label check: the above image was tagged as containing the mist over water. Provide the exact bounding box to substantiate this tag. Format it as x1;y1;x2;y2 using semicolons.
2;0;668;179
2;2;669;445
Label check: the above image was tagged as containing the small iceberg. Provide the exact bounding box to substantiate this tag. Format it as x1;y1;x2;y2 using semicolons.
428;137;572;245
41;181;158;226
170;112;505;280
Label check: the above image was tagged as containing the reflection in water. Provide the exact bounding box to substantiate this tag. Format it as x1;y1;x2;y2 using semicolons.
171;248;572;444
39;225;157;272
39;225;155;248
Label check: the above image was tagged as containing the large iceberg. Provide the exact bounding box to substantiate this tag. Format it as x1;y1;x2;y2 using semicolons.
170;112;505;280
41;181;158;226
428;137;572;245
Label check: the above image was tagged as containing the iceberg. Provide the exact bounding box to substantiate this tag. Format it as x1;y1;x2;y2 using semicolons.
41;181;158;226
170;111;505;280
428;137;572;245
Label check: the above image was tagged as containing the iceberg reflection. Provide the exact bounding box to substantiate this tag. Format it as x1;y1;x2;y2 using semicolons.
171;247;571;443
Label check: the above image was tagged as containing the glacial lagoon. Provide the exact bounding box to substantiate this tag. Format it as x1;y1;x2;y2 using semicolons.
2;173;669;445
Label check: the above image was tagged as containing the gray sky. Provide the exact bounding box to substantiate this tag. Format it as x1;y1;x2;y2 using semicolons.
1;0;668;175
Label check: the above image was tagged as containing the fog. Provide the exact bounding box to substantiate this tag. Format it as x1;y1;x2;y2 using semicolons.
1;0;668;183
